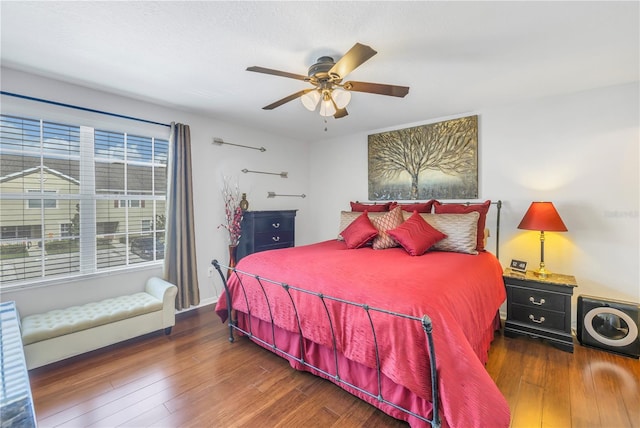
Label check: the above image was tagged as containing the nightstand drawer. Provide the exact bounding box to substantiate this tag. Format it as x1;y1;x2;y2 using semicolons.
254;216;294;232
511;303;566;331
510;287;565;312
254;231;294;249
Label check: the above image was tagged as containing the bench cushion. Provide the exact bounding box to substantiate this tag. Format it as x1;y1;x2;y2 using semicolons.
21;292;163;345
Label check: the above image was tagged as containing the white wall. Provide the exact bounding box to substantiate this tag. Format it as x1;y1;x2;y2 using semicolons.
308;82;639;326
1;67;310;316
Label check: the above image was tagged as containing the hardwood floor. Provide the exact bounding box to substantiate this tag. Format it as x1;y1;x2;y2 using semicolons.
27;306;640;427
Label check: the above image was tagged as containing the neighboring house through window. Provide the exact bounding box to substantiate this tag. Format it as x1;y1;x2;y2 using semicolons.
0;114;169;286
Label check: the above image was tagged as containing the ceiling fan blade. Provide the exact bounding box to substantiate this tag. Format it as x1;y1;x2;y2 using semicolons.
262;89;312;110
343;81;410;98
334;108;348;119
247;66;308;81
329;43;377;79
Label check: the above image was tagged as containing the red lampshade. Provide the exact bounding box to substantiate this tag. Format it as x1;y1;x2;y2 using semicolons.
518;202;568;232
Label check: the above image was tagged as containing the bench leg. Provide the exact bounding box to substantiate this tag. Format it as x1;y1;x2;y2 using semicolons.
164;327;172;335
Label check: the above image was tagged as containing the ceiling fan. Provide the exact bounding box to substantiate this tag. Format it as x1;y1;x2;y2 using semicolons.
247;43;410;119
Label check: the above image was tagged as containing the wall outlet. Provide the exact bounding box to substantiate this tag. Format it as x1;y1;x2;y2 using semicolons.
207;266;214;277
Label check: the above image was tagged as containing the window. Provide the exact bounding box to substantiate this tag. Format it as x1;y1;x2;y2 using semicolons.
117;200;142;208
60;223;72;237
0;114;168;286
27;190;58;209
141;219;153;232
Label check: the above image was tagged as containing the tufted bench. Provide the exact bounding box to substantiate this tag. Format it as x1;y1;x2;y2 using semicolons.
20;277;177;369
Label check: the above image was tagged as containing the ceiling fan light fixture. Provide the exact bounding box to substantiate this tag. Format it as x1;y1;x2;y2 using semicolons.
301;90;321;111
319;97;336;117
332;88;351;109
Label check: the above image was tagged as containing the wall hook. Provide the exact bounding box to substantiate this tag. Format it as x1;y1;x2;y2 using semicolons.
242;169;288;178
213;137;266;152
267;192;306;198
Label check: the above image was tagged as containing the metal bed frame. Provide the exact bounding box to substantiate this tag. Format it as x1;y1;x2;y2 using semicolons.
213;259;441;427
211;200;502;428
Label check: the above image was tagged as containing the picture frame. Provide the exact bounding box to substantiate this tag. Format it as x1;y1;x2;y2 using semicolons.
368;115;478;200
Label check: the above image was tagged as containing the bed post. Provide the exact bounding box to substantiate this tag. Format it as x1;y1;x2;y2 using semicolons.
422;315;441;428
495;200;502;261
212;259;236;343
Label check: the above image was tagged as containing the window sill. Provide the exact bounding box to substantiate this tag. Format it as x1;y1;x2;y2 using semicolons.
0;261;164;292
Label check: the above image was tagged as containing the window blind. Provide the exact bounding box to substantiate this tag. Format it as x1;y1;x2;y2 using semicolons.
0;114;168;287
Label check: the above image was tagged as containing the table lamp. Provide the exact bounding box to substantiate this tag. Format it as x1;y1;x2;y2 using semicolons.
517;201;568;278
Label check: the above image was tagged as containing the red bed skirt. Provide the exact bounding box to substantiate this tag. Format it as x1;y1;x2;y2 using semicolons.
233;311;501;428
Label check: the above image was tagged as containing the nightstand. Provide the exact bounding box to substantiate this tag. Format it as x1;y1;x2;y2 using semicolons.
503;268;578;352
236;210;297;261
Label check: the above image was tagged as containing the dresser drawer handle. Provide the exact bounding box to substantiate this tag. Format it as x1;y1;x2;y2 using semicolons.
272;223;281;229
529;314;545;324
529;297;546;306
272;236;281;242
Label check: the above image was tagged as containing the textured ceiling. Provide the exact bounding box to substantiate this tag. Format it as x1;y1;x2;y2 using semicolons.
1;1;638;142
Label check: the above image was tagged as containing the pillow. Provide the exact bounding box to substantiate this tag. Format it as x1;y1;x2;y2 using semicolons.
387;211;447;256
389;200;435;213
433;200;491;251
350;201;391;212
338;211;388;240
340;212;378;249
414;212;480;255
370;206;404;250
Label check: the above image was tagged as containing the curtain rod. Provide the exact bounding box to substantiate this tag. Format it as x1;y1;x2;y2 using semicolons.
1;91;171;128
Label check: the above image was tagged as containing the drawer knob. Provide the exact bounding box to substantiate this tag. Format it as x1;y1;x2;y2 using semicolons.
529;314;546;324
272;236;281;242
272;223;281;229
529;297;546;306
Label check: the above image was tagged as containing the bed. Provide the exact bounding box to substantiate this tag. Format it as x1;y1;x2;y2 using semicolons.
213;201;510;428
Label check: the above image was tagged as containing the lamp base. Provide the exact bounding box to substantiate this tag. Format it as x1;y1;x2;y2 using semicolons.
534;266;551;279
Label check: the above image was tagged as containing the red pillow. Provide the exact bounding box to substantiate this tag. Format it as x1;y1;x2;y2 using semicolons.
433;200;491;251
387;211;447;256
389;200;435;213
350;201;391;212
340;212;378;249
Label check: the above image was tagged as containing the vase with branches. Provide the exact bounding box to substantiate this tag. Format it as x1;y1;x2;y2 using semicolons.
218;177;243;276
218;176;243;246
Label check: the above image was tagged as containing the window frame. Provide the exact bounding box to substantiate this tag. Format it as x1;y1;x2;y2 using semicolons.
0;114;169;289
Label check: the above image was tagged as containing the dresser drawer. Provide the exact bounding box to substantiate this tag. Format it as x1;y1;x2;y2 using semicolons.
254;231;294;249
511;303;566;331
254;216;294;232
510;286;565;312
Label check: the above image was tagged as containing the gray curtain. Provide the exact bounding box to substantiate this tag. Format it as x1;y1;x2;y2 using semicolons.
164;122;199;309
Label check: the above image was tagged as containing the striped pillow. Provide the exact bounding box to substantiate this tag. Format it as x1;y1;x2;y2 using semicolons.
402;211;480;255
370;206;405;250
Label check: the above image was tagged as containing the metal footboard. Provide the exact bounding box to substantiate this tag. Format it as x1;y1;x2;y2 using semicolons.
212;259;441;428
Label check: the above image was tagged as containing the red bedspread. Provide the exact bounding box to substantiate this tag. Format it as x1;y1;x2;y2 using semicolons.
215;240;510;428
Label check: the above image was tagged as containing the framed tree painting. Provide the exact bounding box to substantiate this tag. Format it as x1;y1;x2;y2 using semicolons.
368;115;478;200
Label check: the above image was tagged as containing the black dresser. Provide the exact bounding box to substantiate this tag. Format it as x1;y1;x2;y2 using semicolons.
236;210;297;261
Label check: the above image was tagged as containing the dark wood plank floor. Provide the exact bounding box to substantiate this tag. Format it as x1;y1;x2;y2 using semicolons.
27;306;640;427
